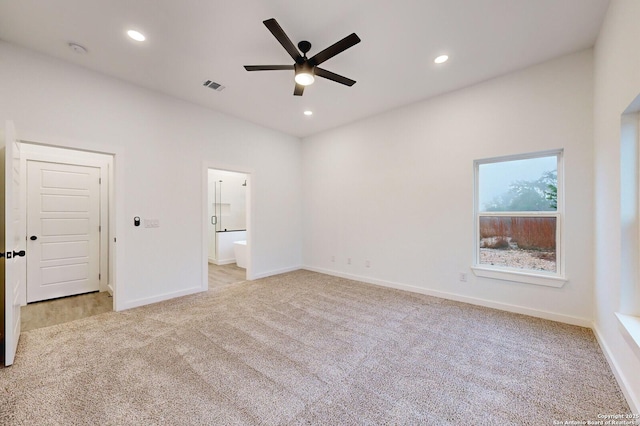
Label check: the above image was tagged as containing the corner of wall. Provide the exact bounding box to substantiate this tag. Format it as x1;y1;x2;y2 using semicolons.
592;323;640;413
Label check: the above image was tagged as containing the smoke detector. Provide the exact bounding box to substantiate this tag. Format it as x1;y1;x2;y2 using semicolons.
68;42;88;55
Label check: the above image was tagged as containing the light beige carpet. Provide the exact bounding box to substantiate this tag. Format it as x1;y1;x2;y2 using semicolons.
0;270;630;425
21;291;113;332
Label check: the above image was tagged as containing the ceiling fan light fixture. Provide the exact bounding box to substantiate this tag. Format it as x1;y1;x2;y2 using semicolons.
294;62;315;86
295;72;315;86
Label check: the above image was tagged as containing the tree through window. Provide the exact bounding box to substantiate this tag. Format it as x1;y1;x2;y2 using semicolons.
475;151;563;279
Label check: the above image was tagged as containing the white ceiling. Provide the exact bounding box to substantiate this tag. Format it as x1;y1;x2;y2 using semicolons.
0;0;609;138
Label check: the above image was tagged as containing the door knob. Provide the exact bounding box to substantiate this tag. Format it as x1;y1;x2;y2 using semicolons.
30;235;37;241
6;250;25;258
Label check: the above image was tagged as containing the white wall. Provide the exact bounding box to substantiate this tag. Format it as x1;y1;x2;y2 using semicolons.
0;41;302;310
302;50;594;326
593;0;640;413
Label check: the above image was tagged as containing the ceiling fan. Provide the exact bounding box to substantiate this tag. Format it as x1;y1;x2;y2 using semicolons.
244;18;361;96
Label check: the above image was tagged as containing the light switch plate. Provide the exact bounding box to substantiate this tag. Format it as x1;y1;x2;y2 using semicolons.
144;219;160;228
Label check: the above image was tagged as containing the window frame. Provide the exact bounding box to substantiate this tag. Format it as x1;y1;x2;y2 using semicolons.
472;149;567;287
617;107;640;356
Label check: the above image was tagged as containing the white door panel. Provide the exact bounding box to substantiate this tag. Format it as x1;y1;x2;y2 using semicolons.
41;169;90;190
42;195;90;212
41;263;88;285
41;241;89;260
27;161;100;303
41;218;90;236
3;120;25;366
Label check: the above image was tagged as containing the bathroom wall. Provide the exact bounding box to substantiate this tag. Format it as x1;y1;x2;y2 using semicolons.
208;169;247;232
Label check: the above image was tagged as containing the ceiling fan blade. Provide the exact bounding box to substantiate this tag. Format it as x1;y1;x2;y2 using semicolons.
315;67;356;86
263;18;302;63
309;33;361;66
293;84;305;96
244;65;294;71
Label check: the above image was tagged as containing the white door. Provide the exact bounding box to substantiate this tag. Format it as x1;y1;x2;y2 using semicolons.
2;121;26;366
26;161;100;303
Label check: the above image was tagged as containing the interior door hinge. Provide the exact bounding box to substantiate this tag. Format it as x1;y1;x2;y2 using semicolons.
99;273;101;280
99;225;101;232
99;178;102;184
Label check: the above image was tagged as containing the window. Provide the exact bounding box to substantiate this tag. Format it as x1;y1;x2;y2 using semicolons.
618;108;640;352
473;150;565;287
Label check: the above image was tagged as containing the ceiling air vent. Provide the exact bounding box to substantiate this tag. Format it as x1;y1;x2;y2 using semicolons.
203;80;225;92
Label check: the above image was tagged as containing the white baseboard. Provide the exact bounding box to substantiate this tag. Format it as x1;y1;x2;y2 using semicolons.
593;324;640;414
251;265;301;280
210;258;236;266
121;286;205;311
107;284;114;297
302;265;592;328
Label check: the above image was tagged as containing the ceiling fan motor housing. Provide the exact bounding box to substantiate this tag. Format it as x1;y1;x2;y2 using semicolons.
295;62;314;76
298;40;312;56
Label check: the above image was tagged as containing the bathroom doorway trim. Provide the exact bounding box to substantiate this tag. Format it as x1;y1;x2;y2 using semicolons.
201;161;253;289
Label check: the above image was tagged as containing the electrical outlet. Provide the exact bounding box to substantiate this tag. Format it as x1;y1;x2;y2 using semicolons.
459;272;468;282
365;260;371;268
347;258;351;265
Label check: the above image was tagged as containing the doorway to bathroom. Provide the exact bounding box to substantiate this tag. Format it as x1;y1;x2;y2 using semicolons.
207;169;248;288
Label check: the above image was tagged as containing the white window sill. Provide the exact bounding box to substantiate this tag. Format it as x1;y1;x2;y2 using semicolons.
616;313;640;356
471;266;567;287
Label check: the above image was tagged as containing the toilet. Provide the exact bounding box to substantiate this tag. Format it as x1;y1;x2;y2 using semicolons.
233;240;247;269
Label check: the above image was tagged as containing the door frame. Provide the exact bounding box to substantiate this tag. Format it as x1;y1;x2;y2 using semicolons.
15;133;123;311
202;161;253;287
24;155;108;303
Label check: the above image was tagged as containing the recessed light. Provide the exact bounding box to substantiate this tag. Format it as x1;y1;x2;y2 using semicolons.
303;110;313;116
434;55;449;64
127;30;146;42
